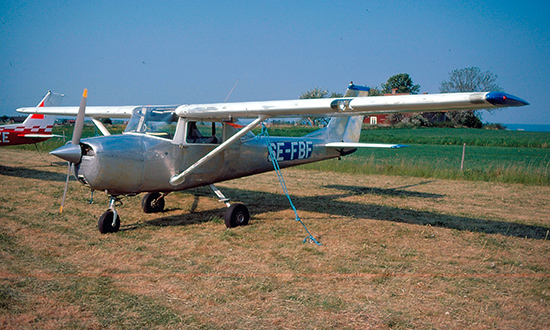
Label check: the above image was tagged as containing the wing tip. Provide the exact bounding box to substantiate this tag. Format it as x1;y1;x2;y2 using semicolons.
486;92;529;107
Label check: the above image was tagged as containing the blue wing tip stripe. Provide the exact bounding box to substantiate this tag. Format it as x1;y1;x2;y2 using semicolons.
486;92;529;107
348;83;370;92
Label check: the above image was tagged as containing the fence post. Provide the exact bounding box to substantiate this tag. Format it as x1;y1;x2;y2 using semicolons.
460;143;466;170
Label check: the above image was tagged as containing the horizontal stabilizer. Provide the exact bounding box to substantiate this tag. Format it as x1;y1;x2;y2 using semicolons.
325;142;407;149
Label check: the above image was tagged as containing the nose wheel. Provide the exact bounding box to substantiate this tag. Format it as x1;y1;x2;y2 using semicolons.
98;197;121;234
98;209;120;233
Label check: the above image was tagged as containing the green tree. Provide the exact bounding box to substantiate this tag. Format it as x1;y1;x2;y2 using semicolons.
300;87;328;99
439;67;502;94
380;74;426;127
439;67;503;128
367;87;382;96
381;73;420;94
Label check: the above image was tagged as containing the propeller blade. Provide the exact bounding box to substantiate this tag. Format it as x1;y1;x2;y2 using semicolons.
50;88;87;164
55;88;87;213
72;88;87;145
60;162;71;213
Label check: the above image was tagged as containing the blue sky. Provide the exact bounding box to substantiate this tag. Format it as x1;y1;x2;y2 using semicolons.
1;0;548;124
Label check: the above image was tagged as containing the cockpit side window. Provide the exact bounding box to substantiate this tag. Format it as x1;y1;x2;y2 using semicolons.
186;121;221;144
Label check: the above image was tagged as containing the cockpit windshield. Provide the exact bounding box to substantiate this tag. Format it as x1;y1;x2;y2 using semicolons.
125;106;178;139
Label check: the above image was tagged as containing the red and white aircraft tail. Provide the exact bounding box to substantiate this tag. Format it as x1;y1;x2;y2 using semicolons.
0;91;64;146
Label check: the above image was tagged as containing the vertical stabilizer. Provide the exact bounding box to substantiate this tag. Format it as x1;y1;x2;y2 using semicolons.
21;91;64;129
306;83;369;143
37;91;64;107
344;82;370;97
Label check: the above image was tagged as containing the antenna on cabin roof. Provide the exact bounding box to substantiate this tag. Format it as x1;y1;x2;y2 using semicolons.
224;80;240;103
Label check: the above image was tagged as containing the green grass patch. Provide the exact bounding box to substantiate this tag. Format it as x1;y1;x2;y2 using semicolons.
302;144;550;185
255;125;550;185
359;126;550;148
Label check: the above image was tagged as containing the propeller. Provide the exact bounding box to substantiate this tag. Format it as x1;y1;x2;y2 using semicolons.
51;89;87;213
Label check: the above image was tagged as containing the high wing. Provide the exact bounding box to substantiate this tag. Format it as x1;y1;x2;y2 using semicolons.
176;91;528;120
17;91;528;121
17;105;137;118
17;105;140;136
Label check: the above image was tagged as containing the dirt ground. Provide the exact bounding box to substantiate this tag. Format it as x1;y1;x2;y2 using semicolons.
1;148;549;329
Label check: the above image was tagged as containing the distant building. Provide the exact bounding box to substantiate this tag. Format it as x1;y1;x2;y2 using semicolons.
363;90;441;126
11;116;27;124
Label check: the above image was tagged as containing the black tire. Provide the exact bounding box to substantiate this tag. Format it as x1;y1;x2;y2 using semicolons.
224;203;250;228
98;210;120;234
141;192;165;213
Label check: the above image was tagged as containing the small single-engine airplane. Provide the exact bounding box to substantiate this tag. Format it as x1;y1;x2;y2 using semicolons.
1;91;63;146
18;84;528;234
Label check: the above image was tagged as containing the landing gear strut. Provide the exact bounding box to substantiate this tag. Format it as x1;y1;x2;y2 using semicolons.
96;186;250;233
98;197;121;234
209;184;250;228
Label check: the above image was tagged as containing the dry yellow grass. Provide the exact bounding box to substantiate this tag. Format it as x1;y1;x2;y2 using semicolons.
1;148;549;329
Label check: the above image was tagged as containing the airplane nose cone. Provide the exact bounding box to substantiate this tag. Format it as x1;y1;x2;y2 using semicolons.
50;143;82;163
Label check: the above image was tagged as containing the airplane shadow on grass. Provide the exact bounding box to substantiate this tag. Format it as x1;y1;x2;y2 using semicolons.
5;162;545;239
124;193;226;230
144;185;549;240
0;164;68;182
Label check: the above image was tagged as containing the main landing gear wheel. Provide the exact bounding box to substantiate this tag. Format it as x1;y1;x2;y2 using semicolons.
141;192;165;213
224;203;250;228
98;210;120;234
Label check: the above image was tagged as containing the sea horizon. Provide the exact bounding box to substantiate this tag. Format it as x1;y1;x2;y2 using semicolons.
503;123;550;132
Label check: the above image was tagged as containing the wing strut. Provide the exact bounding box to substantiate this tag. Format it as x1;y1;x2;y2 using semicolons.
169;116;268;186
92;117;111;136
91;117;111;136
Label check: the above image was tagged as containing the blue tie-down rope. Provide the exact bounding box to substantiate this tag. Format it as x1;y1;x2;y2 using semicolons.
259;124;322;245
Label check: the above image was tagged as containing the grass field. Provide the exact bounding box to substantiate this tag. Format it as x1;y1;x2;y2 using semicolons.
255;125;550;149
357;126;550;149
1;149;549;329
302;144;550;186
